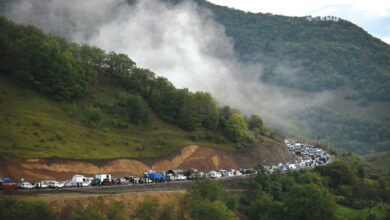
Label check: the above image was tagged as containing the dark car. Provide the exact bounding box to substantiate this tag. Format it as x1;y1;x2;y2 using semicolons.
0;182;19;190
91;178;101;186
101;179;112;186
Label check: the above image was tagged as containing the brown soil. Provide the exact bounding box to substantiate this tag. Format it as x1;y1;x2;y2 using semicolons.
0;141;296;181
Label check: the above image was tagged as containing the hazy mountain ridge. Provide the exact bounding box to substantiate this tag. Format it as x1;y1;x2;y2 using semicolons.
188;0;390;101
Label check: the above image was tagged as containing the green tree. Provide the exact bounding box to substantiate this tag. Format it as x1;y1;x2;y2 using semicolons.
0;197;57;220
226;113;247;142
218;106;233;128
314;160;358;189
248;114;264;131
132;197;159;220
190;200;235;220
247;193;284;220
157;200;177;220
179;92;218;131
123;94;150;124
297;171;322;186
82;206;105;220
284;184;337;220
187;178;226;201
106;52;136;86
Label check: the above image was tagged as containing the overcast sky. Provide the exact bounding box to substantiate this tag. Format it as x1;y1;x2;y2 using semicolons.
207;0;390;44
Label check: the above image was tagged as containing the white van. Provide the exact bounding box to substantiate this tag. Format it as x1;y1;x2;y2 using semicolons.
209;171;221;179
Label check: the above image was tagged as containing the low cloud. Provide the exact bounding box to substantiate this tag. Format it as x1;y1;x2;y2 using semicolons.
4;0;335;127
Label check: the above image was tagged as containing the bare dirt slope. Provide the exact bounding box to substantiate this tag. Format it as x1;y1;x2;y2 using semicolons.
0;141;295;181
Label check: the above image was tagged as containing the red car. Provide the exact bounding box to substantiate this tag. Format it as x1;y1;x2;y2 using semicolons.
0;182;19;190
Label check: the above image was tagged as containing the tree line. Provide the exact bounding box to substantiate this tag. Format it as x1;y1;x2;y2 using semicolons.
0;17;272;148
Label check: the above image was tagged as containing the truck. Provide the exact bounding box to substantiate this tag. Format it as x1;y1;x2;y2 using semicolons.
72;175;90;187
147;172;165;182
93;174;112;186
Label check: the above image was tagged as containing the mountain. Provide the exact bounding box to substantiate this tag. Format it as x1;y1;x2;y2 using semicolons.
188;0;390;155
189;0;390;101
0;17;283;160
0;0;389;156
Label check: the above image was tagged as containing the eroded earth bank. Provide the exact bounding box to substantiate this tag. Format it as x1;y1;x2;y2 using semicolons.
0;142;295;181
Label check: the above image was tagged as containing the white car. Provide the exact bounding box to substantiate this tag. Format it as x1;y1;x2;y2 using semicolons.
209;171;222;179
48;181;64;188
19;181;34;189
34;181;49;188
176;174;187;181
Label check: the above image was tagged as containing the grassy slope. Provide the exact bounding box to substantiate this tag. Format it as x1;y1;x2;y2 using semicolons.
364;151;390;173
0;76;233;159
336;204;390;220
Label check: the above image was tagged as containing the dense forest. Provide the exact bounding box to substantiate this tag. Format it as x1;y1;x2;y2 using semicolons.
1;156;390;219
185;0;390;102
0;17;273;151
291;107;390;155
176;0;390;155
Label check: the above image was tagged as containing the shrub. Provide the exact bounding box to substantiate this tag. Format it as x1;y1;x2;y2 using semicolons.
123;94;150;124
84;106;103;125
104;139;112;146
0;197;57;220
132;197;159;220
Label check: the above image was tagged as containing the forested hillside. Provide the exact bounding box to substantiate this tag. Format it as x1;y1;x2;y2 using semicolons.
180;0;390;155
1;0;389;156
0;17;276;158
187;0;390;102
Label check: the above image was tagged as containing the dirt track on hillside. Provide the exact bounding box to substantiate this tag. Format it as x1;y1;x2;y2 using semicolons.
0;142;296;181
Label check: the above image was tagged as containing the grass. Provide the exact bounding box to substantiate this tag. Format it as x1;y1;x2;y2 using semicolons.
0;77;234;159
336;205;365;220
364;151;390;173
336;204;390;220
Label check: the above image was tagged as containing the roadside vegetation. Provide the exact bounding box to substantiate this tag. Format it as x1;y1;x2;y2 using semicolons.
2;155;389;219
0;17;280;158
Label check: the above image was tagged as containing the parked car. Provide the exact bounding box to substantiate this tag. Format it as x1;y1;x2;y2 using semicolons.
18;181;34;189
48;181;64;188
0;182;19;190
126;176;140;184
116;177;129;185
187;172;204;180
166;174;175;182
63;180;74;187
209;171;221;179
101;179;112;186
175;174;187;181
219;169;228;177
139;178;152;184
33;181;49;189
95;174;112;183
91;178;101;186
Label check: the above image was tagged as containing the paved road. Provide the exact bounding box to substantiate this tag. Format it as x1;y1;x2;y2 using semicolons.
2;176;249;195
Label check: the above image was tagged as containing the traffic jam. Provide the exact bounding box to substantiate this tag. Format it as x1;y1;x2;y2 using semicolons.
0;139;332;190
